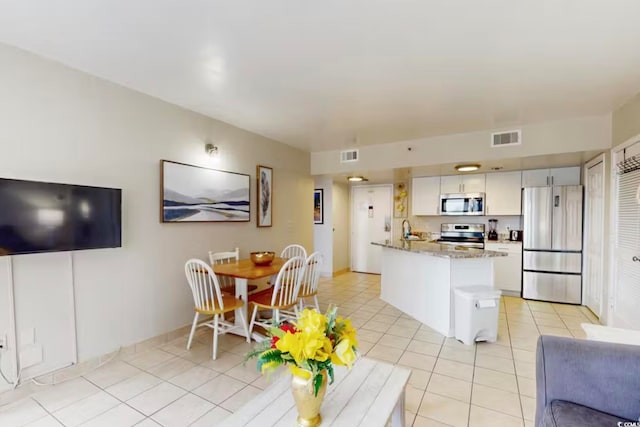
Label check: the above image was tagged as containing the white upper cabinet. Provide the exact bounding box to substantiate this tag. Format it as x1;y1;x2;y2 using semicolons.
440;175;462;194
411;176;441;216
522;167;581;187
550;167;581;186
462;174;486;193
440;174;485;194
521;169;550;187
485;171;522;215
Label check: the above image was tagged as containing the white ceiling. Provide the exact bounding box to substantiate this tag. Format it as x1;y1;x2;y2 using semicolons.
1;1;640;153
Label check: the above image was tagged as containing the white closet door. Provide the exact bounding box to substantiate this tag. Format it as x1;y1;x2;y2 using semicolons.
614;168;640;329
584;160;604;317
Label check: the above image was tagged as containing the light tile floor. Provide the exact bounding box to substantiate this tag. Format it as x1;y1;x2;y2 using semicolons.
0;272;600;427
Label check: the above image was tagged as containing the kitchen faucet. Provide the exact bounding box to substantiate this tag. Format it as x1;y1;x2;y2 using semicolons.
402;219;412;239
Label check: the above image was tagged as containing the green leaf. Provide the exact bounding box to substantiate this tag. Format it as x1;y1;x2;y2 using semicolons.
327;365;334;385
313;373;323;397
325;305;337;335
270;327;285;338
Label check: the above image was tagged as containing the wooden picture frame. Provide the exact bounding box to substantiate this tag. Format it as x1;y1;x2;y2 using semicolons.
257;165;273;227
314;189;324;224
160;160;250;222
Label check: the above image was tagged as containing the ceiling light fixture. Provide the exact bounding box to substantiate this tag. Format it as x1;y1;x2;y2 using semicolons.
347;176;368;182
455;164;481;172
205;143;219;156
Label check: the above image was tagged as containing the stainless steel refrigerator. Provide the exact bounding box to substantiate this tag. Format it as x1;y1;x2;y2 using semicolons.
522;185;583;304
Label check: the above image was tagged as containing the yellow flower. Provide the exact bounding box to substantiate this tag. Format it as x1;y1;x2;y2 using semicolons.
289;365;312;379
276;331;304;364
295;309;327;334
331;339;356;368
276;328;332;365
336;317;358;348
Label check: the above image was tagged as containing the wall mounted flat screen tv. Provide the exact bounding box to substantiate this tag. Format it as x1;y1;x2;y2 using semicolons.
0;178;122;256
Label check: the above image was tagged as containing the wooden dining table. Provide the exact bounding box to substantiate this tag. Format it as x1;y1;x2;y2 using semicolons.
213;257;287;341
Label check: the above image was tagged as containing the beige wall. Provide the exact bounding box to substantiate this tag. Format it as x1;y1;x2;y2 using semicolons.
332;182;350;273
0;42;313;371
612;92;640;147
312;115;612;175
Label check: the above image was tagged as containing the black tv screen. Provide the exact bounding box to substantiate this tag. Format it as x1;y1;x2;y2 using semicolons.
0;178;122;256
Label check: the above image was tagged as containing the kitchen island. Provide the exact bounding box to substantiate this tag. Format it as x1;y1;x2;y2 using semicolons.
371;240;507;337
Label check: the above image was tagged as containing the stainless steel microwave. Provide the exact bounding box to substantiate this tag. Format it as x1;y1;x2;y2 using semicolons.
439;193;485;215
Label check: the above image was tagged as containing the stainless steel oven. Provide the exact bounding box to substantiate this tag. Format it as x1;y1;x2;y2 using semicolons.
439;193;485;216
436;223;485;249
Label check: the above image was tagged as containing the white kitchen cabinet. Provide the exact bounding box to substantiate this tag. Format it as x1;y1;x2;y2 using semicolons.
440;174;485;194
485;171;522;215
550;167;581;186
522;167;580;187
522;169;550;187
486;242;522;294
411;176;441;215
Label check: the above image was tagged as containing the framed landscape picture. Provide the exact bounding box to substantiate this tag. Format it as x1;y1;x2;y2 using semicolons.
314;189;324;224
257;165;273;227
161;160;250;222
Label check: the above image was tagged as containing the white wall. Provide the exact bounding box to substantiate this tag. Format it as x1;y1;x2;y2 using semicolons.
311;115;612;175
313;177;333;277
613;92;640;147
0;42;313;388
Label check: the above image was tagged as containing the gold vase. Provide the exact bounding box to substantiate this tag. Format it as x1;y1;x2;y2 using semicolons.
290;370;328;427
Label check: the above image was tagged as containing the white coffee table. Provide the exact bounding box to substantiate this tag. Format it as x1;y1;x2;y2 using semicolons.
219;357;411;427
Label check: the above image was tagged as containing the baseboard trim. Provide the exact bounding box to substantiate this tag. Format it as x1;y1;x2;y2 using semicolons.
0;322;193;406
332;268;350;277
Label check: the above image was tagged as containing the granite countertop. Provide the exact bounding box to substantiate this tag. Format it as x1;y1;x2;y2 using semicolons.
484;239;523;245
371;240;508;259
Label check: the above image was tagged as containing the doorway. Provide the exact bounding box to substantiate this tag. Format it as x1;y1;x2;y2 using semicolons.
351;185;392;274
583;155;605;317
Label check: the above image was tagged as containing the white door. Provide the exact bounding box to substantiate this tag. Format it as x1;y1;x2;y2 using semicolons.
584;159;605;317
351;185;392;274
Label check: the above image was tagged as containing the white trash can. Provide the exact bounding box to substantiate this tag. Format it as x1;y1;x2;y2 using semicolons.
454;286;502;345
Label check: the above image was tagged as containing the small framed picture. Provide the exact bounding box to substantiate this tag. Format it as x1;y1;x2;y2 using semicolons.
257;165;273;227
314;189;324;224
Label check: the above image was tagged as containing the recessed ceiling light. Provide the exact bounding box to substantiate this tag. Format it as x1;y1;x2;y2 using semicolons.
347;176;368;182
455;164;481;172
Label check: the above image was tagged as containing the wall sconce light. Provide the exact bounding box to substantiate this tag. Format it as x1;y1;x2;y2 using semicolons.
205;143;219;156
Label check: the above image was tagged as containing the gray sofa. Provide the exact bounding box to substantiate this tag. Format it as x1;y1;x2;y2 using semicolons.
536;335;640;426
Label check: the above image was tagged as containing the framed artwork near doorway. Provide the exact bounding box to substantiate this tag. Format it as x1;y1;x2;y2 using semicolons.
257;165;273;227
314;189;324;224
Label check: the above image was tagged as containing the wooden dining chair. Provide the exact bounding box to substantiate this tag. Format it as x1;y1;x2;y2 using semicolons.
298;251;323;311
248;256;306;332
208;248;239;292
184;259;250;360
281;244;307;260
209;248;258;294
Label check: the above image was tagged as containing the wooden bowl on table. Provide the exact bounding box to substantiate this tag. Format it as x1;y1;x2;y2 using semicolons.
250;251;275;266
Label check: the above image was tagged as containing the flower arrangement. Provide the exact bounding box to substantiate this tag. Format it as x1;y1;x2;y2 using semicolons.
245;306;358;396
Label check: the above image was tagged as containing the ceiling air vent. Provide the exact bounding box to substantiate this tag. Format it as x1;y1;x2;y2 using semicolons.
491;130;521;147
340;149;359;163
